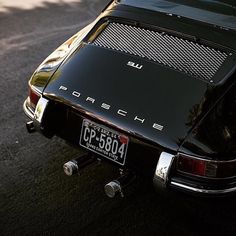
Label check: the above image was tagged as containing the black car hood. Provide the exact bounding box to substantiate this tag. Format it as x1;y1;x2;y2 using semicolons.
44;42;222;151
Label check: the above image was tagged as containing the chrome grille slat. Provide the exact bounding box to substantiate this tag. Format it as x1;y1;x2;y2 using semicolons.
93;22;228;83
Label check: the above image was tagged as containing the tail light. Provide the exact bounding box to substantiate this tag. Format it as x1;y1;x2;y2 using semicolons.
29;86;41;109
177;154;236;179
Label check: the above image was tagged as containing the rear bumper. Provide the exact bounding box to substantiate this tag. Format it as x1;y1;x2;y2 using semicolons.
153;152;236;196
23;99;34;119
169;181;236;195
23;97;236;196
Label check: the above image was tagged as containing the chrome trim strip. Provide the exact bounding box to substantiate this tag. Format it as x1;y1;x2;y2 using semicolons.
23;99;34;119
170;181;236;195
153;152;175;188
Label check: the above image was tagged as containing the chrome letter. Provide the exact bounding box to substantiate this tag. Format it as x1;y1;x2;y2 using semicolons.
117;109;127;117
101;103;111;110
86;97;95;104
72;91;81;98
153;123;164;131
59;85;68;91
134;116;145;124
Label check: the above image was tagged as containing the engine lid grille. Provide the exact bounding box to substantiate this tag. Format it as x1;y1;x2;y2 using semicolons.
92;22;229;83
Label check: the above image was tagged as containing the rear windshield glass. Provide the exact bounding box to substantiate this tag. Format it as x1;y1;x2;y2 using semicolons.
117;0;236;30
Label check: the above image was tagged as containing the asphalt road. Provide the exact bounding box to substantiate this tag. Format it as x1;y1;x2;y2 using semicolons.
0;1;236;235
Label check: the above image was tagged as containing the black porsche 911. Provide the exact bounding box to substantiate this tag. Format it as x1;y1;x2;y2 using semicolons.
23;0;236;197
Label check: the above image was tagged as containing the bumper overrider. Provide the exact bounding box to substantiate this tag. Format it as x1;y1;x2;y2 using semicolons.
23;97;50;135
23;97;236;197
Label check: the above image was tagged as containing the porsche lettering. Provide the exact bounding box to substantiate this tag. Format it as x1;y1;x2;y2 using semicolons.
59;85;164;131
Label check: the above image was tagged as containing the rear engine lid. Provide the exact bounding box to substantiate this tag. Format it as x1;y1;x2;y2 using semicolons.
43;22;235;151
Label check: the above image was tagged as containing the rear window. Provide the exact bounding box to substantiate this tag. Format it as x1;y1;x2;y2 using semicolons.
117;0;236;30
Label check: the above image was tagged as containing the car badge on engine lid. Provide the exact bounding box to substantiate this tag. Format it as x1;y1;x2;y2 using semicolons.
127;61;143;70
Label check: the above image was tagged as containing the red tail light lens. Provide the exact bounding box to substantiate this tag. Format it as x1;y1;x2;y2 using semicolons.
29;87;41;108
177;154;236;179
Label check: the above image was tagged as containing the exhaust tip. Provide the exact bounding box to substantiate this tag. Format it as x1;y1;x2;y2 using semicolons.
63;154;98;177
104;181;122;198
104;171;136;198
63;161;79;176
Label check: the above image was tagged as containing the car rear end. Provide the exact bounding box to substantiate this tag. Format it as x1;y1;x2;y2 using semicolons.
23;0;236;197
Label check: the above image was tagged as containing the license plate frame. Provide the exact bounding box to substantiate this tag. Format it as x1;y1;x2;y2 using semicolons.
79;119;129;166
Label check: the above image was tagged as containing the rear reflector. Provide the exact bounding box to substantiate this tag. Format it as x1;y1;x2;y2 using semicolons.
29;87;41;108
177;154;236;178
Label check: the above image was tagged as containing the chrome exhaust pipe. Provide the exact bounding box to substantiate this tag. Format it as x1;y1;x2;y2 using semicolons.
63;160;79;176
63;154;98;176
104;171;136;198
104;181;123;198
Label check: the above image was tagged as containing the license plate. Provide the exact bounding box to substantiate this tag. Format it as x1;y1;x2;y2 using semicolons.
79;119;129;165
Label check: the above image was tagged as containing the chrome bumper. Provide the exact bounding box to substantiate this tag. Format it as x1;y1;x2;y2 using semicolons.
23;99;34;119
24;99;236;196
153;152;236;196
153;152;175;188
23;97;49;132
170;181;236;195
